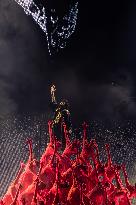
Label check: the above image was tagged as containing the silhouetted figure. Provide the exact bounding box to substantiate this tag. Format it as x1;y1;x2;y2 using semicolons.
50;85;72;149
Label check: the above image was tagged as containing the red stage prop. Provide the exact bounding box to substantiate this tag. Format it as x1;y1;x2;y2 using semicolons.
1;121;136;205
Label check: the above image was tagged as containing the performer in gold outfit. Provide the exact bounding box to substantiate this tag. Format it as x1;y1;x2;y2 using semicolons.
50;85;72;146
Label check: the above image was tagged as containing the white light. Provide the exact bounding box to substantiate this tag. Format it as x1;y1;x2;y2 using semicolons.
14;0;79;55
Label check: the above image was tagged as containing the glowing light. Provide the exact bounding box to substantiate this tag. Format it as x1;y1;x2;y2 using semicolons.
14;0;79;55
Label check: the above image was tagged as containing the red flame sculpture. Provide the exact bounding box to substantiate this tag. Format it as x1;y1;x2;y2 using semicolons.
1;121;136;205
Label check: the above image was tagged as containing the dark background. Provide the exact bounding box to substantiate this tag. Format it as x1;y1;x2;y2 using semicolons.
0;0;136;125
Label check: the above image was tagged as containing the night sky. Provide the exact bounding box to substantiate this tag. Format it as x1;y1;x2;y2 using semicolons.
1;0;136;198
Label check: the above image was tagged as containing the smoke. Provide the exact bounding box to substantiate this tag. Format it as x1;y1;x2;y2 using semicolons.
50;65;136;123
0;1;136;198
0;0;135;122
0;0;49;118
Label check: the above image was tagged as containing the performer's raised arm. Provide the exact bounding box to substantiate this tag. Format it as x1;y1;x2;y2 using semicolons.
51;85;57;104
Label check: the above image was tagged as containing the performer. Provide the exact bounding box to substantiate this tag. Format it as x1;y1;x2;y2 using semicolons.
50;85;72;147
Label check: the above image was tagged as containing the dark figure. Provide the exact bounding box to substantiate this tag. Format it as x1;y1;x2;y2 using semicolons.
50;85;72;148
